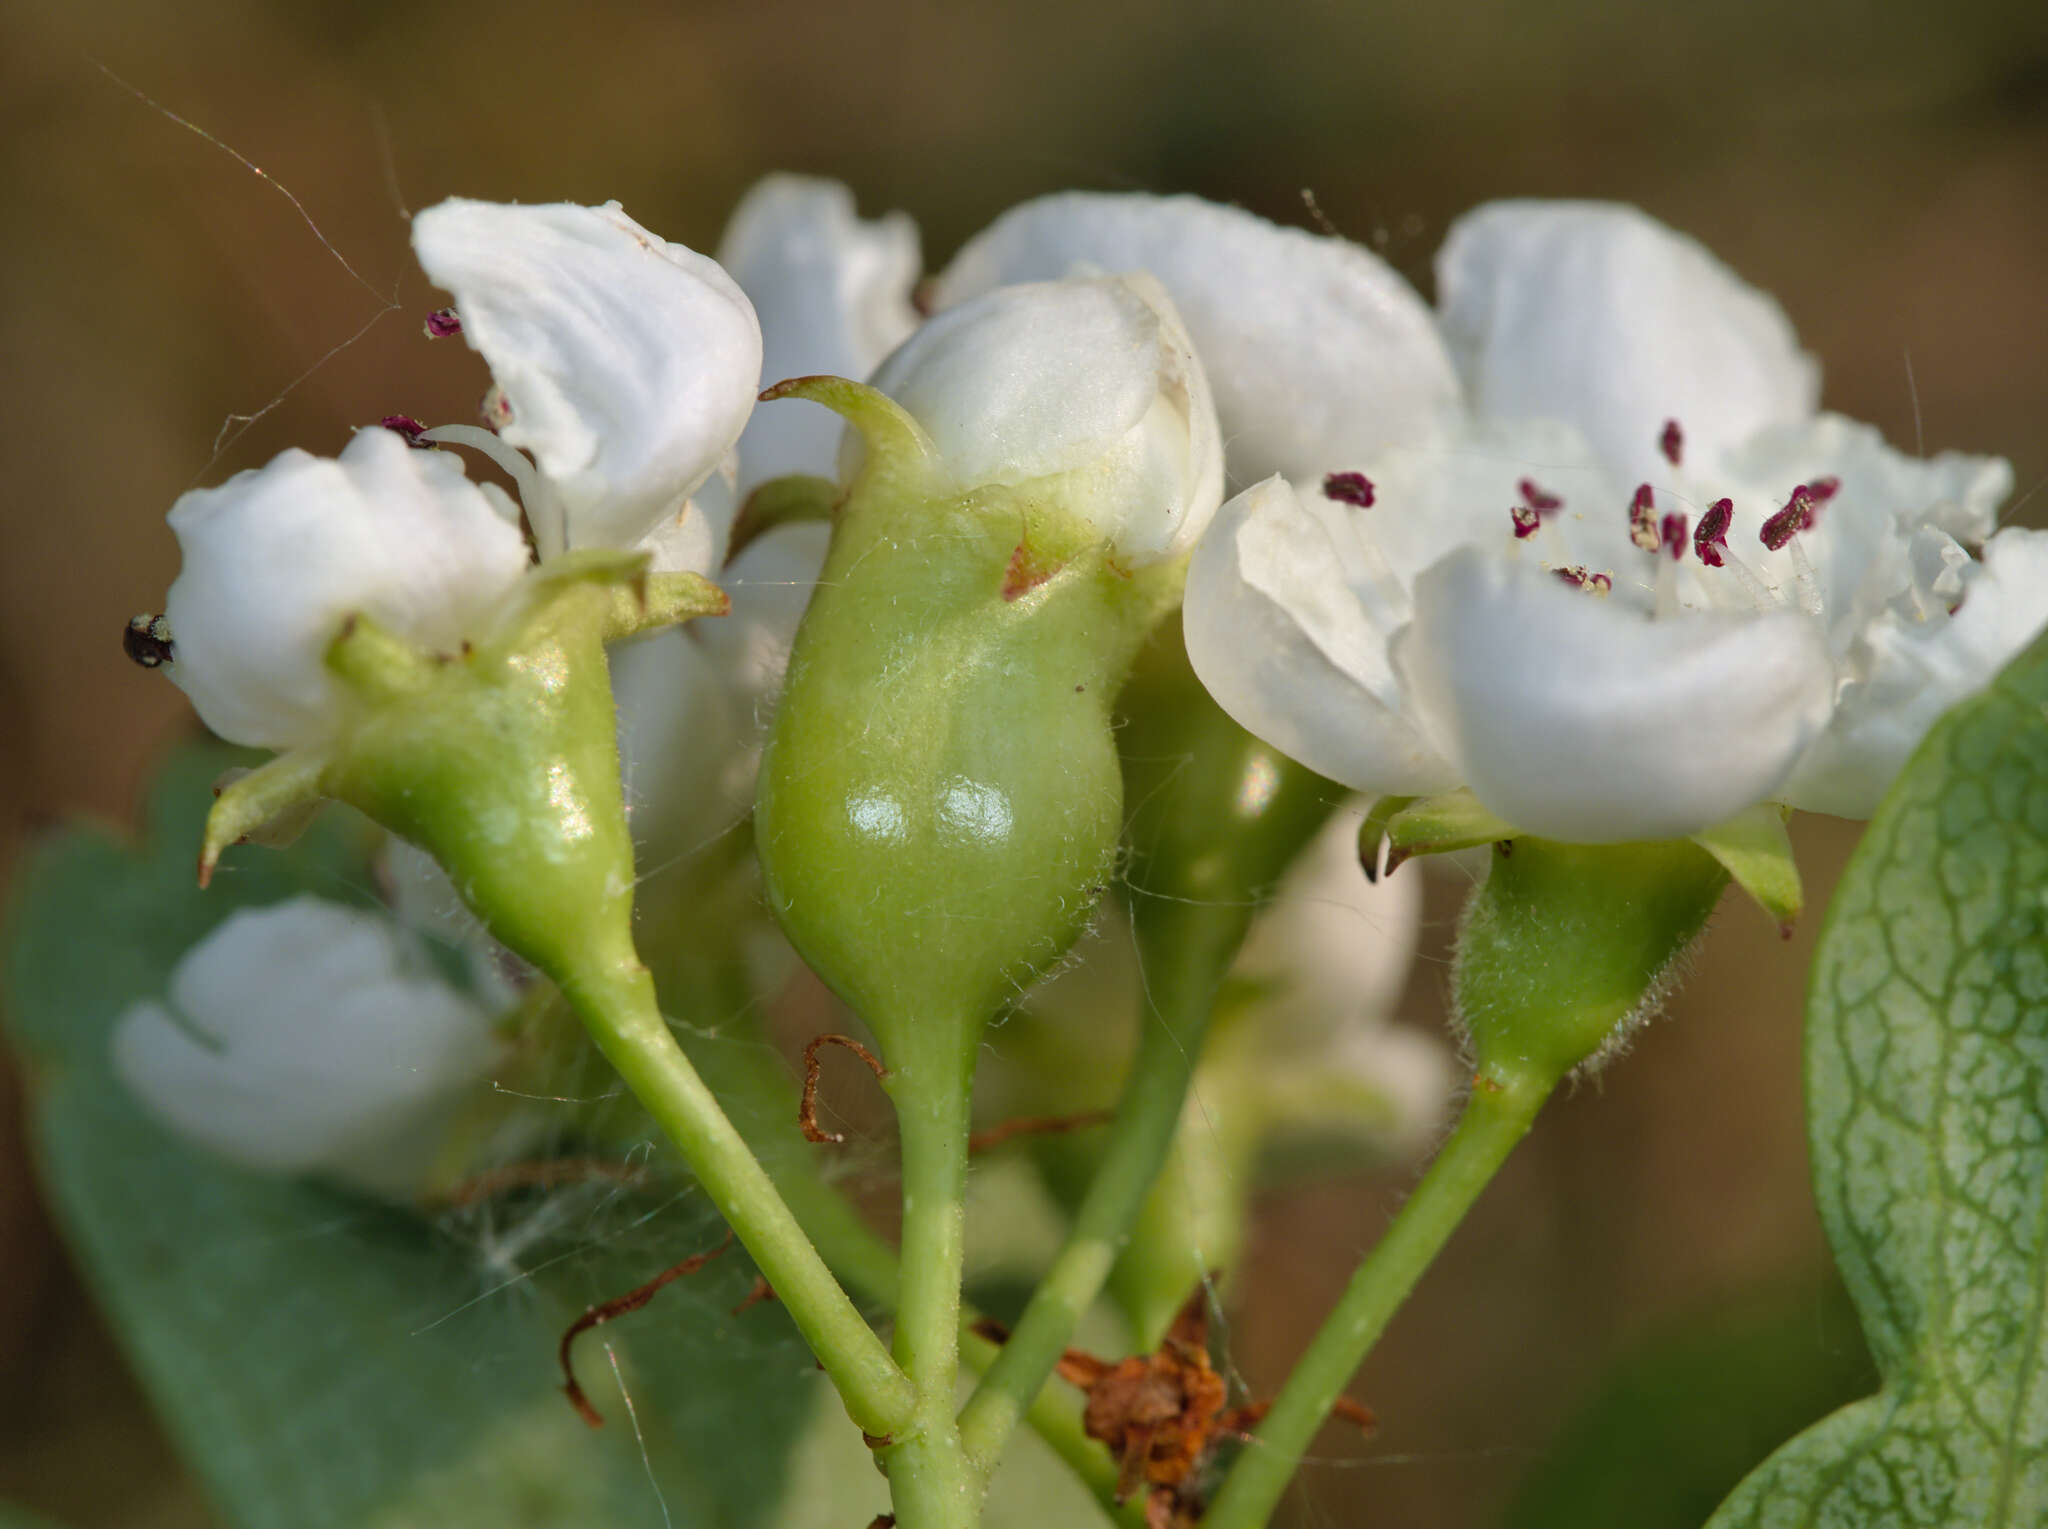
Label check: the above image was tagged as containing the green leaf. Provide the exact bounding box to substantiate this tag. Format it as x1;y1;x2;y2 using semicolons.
4;744;810;1529
1706;627;2048;1527
1502;1278;1875;1529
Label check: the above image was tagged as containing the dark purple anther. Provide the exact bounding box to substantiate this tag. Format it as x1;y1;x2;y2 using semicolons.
1511;505;1541;539
1323;471;1375;508
1661;512;1688;561
1659;418;1683;467
380;414;433;448
1588;571;1613;594
1807;476;1840;502
1518;478;1564;514
1555;565;1587;588
1628;483;1660;551
1760;486;1815;550
1694;498;1732;567
423;307;462;339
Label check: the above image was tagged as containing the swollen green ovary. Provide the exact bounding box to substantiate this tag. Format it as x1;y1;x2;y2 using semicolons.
756;512;1135;1056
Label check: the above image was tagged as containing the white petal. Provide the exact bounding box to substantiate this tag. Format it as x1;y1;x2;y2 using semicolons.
1232;797;1422;1040
934;191;1462;484
163;429;532;750
716;175;921;489
693;519;834;730
1781;527;2048;817
866;274;1223;561
412;198;762;551
1184;478;1457;794
612;625;745;853
1394;547;1836;841
614;521;833;853
112;897;502;1199
1711;413;2015;649
1437;201;1819;492
1339;416;1629;595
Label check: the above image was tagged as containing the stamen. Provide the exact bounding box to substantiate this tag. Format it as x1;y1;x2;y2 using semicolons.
1787;538;1824;616
1659;418;1683;467
1759;486;1815;550
1628;484;1660;551
1553;565;1613;596
423;307;462;339
1323;471;1375;508
1518;478;1563;515
1693;499;1732;567
379;414;433;448
1510;505;1541;540
418;422;567;557
1660;512;1688;561
1807;476;1840;503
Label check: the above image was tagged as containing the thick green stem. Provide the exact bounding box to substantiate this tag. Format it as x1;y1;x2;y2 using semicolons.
957;926;1222;1474
1201;1066;1553;1529
567;958;916;1440
876;1023;982;1529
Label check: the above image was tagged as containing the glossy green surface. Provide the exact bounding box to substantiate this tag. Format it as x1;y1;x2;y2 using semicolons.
755;397;1178;1066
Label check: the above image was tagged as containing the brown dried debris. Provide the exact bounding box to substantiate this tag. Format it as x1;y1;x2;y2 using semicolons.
800;1033;889;1144
557;1233;733;1427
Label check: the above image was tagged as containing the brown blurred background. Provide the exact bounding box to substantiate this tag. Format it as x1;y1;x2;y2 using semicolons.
2;0;2044;1524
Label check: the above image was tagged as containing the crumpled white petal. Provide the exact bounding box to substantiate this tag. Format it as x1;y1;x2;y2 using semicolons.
1781;527;2048;817
1184;478;1458;794
865;274;1224;562
1393;547;1837;841
164;428;532;750
934;191;1462;485
717;175;921;490
412;198;762;552
111;897;504;1200
1437;201;1820;491
1233;798;1422;1039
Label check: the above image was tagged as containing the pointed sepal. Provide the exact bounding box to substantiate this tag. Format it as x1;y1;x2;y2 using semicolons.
729;473;839;560
199;749;331;887
758;374;937;495
1690;802;1803;934
1383;790;1516;875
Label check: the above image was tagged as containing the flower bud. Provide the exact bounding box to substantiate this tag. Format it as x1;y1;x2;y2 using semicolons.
111;897;504;1200
857;274;1223;563
163;428;531;750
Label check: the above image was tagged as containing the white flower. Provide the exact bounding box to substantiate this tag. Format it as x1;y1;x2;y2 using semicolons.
412;197;763;561
861;274;1225;563
111;896;505;1200
933;191;1462;487
1151;197;2046;840
715;174;921;492
162;427;532;750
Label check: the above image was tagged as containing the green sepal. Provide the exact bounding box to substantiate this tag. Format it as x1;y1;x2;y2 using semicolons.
1355;794;1414;882
1689;802;1802;933
758;374;938;498
1455;836;1729;1091
729;473;840;560
1382;789;1517;874
201;750;332;884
